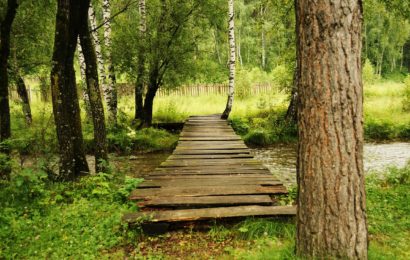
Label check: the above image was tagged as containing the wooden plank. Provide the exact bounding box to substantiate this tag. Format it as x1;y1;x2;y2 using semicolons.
168;154;253;160
139;178;282;188
138;195;274;207
130;185;288;199
174;149;250;155
179;137;242;141
146;174;275;180
123;206;296;223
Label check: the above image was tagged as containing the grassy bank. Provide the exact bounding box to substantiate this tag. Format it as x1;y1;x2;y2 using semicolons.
1;161;408;258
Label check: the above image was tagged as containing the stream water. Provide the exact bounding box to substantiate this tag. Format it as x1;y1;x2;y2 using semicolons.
121;143;410;186
252;142;410;186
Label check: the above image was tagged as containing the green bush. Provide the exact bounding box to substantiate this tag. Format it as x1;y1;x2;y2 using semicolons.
230;117;250;135
362;59;378;85
244;129;270;146
364;120;392;140
271;65;293;92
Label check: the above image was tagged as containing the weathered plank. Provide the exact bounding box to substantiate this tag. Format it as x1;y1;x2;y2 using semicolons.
130;185;288;199
138;195;275;207
168;154;253;160
125;114;291;223
173;149;250;155
123;206;296;223
138;178;282;188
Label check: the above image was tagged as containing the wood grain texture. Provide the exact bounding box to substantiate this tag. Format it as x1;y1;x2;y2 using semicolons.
125;115;292;222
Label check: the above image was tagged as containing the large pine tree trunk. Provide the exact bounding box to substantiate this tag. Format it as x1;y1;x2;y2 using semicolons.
79;4;109;174
50;0;89;180
0;0;18;178
134;0;147;121
295;0;368;259
221;0;236;119
102;0;117;123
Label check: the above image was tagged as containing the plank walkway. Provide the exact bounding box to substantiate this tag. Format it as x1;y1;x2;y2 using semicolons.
124;115;295;223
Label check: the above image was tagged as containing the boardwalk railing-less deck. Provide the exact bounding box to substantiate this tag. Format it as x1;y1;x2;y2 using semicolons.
123;115;296;223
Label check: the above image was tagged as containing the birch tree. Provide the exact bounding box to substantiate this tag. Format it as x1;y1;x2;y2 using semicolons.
221;0;236;119
0;0;18;178
134;0;147;122
296;0;368;258
102;0;117;123
79;1;109;174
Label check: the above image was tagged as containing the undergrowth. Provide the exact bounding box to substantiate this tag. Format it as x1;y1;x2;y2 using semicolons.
0;165;142;259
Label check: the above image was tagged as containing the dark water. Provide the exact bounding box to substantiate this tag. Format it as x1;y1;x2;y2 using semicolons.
252;142;410;186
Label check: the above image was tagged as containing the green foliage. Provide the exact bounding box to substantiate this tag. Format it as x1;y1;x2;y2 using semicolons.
236;219;295;240
271;65;293;91
0;167;141;259
362;59;378;85
107;127;177;154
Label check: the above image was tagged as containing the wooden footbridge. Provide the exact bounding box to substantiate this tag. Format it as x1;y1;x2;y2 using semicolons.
123;115;295;223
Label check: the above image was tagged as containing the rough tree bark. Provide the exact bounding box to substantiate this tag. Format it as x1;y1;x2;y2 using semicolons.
295;0;368;259
50;0;89;180
140;61;160;128
134;0;147;121
79;2;109;173
102;0;118;123
221;0;236;119
0;0;18;178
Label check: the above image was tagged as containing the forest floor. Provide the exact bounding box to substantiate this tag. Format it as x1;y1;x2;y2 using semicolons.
1;79;409;258
1;158;409;259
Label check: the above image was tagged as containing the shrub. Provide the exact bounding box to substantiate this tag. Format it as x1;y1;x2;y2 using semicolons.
271;65;293;92
364;120;392;140
244;129;269;146
362;59;378;85
236;69;252;99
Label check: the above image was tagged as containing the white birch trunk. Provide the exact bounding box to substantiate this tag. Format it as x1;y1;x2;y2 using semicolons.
135;0;147;120
221;0;235;119
89;3;107;97
102;0;117;123
77;40;91;117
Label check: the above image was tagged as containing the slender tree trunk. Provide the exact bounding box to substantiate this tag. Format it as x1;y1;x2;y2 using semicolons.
15;75;33;125
261;28;266;70
39;74;49;102
79;5;109;173
88;3;106;93
11;47;32;125
213;27;222;64
296;0;368;259
238;30;243;67
140;64;159;128
102;0;117;123
285;69;298;123
0;0;18;178
77;40;92;118
221;0;236;119
134;0;147;121
50;0;89;180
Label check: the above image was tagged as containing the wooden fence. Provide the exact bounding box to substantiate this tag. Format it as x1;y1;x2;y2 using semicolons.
9;83;274;102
